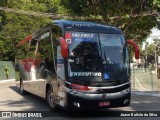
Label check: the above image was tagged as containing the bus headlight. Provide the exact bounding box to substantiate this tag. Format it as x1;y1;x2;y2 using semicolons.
121;88;130;94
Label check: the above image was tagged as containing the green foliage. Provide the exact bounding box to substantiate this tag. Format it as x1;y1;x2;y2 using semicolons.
0;12;50;61
62;0;159;61
153;0;160;8
4;66;9;79
62;0;159;45
0;0;160;61
143;40;160;64
145;41;160;56
0;0;54;61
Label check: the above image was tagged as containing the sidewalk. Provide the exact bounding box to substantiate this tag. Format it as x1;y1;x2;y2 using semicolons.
0;79;15;83
132;90;160;97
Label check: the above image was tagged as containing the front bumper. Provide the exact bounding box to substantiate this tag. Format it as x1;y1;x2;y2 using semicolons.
65;87;131;109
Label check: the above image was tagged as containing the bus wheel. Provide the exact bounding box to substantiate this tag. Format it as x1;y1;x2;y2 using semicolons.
20;80;27;95
47;88;58;111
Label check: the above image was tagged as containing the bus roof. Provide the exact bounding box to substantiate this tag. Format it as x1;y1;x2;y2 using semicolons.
52;20;122;34
16;20;123;47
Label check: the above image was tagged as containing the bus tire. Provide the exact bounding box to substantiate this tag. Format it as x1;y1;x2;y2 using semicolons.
124;93;131;106
20;80;28;95
47;87;59;111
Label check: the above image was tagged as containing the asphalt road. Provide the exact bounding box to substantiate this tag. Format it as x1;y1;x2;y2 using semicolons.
0;81;160;120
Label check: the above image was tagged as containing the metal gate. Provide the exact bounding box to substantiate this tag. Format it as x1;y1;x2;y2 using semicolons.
131;68;160;91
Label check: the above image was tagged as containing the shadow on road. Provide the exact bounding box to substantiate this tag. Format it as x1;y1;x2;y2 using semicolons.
9;86;49;111
8;85;160;118
8;86;125;117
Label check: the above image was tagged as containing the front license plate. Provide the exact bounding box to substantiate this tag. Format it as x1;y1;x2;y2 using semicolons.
99;101;110;106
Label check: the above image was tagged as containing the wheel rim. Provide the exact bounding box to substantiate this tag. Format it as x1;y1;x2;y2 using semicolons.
48;90;55;108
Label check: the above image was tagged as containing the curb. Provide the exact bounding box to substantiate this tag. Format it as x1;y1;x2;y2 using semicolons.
0;79;15;83
132;91;160;97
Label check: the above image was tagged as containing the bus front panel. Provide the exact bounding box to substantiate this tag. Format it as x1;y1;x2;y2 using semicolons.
63;32;131;109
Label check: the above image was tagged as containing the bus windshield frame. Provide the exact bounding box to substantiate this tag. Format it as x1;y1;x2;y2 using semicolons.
66;31;128;79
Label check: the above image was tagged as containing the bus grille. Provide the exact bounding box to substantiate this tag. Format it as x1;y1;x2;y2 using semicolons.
96;83;130;94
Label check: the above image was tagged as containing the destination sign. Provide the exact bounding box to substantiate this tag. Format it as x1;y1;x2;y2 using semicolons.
72;33;94;38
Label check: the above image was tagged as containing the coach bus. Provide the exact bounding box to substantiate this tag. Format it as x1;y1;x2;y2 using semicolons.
15;20;140;111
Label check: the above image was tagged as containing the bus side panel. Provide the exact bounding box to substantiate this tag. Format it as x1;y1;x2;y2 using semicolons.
15;41;34;92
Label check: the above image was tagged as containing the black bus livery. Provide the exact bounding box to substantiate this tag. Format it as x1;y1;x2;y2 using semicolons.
15;20;140;111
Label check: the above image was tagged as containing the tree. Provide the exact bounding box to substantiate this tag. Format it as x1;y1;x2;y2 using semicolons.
62;0;160;61
143;40;160;66
63;0;159;40
0;0;54;61
0;0;160;61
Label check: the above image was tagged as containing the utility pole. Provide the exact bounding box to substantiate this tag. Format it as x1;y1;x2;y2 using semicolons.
158;56;160;79
153;39;160;78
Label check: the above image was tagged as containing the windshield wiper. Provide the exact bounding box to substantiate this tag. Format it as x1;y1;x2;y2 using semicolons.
103;51;107;64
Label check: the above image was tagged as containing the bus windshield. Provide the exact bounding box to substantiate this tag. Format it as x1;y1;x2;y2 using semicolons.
67;32;129;80
99;34;125;65
68;32;100;72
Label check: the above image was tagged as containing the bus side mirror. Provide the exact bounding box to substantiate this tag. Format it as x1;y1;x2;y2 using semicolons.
59;37;68;58
126;40;140;59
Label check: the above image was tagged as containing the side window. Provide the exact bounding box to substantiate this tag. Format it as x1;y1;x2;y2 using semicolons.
52;25;62;38
122;46;129;64
15;42;29;72
52;25;66;79
53;39;60;71
52;25;62;72
38;30;55;74
16;40;31;60
26;39;37;58
122;46;126;64
16;44;27;60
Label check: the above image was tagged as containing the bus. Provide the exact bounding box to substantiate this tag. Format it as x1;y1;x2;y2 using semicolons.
15;20;140;111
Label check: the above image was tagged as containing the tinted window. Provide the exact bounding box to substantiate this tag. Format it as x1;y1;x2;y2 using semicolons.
51;25;65;79
37;30;55;75
67;32;101;72
99;34;125;64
